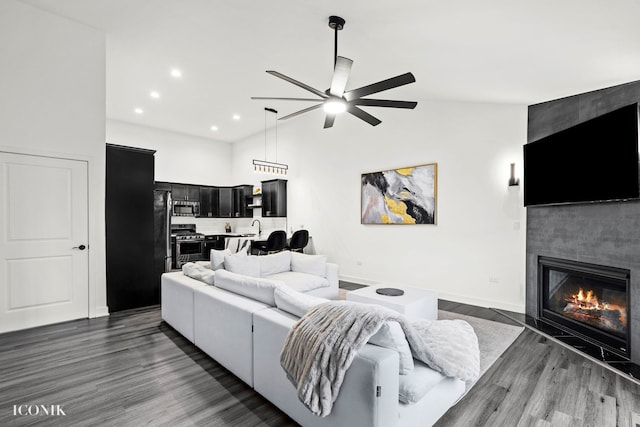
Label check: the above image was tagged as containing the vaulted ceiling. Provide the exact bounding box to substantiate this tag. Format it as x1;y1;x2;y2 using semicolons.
21;0;640;142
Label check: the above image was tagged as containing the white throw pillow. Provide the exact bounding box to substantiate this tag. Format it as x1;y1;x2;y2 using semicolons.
210;249;231;270
368;320;415;375
291;252;327;277
181;262;215;285
214;269;283;306
224;253;260;277
274;285;328;317
259;251;292;277
398;359;447;404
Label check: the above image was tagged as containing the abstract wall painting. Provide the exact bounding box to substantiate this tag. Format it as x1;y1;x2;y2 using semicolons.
361;163;437;225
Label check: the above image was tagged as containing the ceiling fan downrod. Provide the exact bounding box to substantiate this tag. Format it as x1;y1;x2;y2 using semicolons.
328;16;345;68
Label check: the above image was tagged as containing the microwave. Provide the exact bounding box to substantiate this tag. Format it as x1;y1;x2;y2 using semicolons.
173;200;200;217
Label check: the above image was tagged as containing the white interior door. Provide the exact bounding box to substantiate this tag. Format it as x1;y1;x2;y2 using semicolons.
0;152;89;333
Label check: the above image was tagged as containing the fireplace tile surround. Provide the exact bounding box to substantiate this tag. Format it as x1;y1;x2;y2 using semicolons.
526;201;640;365
526;80;640;370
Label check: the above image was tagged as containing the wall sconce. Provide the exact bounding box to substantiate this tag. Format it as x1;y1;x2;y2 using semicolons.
508;163;520;186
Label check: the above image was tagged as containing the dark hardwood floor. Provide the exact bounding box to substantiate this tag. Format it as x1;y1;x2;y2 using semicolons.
0;285;638;426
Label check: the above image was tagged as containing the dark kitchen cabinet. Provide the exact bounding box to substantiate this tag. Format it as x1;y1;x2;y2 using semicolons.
199;186;219;218
155;181;172;192
218;187;233;218
233;185;253;218
172;184;199;201
262;179;287;217
106;144;156;312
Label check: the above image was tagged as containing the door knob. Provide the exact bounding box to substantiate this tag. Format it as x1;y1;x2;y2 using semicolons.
72;244;87;250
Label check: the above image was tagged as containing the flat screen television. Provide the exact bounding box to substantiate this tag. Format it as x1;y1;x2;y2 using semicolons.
524;103;640;206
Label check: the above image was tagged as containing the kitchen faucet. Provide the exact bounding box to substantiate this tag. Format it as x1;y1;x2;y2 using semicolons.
251;219;261;235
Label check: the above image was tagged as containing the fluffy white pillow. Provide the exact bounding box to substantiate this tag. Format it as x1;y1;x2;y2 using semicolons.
210;249;231;270
274;285;328;317
291;252;327;277
224;253;260;277
259;251;292;277
214;269;283;306
398;360;446;404
369;320;415;375
181;262;215;285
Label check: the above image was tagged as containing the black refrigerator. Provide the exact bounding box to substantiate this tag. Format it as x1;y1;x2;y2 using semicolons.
153;189;173;283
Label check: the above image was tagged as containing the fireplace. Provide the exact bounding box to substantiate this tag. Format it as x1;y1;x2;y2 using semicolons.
538;257;630;358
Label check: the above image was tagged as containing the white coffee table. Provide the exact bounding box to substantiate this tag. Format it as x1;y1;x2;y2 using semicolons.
346;284;438;320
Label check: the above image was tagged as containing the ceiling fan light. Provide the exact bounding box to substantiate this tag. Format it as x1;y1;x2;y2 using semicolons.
323;98;347;115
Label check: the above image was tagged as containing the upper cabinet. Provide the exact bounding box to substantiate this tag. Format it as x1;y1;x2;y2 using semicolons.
233;185;253;218
262;179;287;217
171;183;199;201
199;186;219;218
218;187;233;218
156;180;285;218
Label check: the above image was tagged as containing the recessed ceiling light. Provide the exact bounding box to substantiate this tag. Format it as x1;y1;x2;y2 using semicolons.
210;126;218;131
170;68;182;78
233;114;240;120
150;91;160;99
134;108;144;114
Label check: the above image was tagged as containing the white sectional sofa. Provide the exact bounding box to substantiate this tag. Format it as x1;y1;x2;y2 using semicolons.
161;251;465;426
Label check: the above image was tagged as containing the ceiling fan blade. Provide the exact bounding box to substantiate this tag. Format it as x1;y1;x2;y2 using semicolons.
351;99;417;109
266;70;328;99
324;114;336;129
279;103;324;121
329;56;353;97
348;105;382;126
251;97;323;102
344;72;416;102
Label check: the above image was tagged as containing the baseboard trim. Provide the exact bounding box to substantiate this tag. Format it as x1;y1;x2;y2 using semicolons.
339;275;525;313
91;306;109;318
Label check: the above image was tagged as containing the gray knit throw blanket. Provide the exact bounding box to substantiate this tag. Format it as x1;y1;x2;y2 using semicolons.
280;300;480;417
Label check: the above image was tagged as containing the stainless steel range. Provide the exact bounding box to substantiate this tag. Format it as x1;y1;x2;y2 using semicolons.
171;223;205;268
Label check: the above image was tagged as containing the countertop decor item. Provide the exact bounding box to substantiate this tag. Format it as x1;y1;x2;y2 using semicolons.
225;222;231;233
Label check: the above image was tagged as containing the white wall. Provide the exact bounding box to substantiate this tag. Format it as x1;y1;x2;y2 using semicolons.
0;0;107;316
107;119;233;185
232;101;528;312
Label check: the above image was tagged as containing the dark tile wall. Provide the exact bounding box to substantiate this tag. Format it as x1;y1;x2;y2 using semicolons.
526;80;640;363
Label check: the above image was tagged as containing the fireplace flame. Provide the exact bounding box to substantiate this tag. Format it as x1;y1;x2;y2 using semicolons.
571;288;606;310
562;287;627;330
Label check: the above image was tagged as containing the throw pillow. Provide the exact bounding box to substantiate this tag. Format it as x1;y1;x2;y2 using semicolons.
224;253;260;277
182;262;215;285
274;285;328;317
210;249;231;270
291;252;327;277
214;269;283;306
259;251;292;277
368;320;415;375
398;359;446;404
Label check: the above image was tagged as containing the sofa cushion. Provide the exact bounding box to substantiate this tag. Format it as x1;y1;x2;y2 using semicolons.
398;359;447;404
369;320;415;375
259;251;292;277
291;252;327;277
181;262;215;285
214;269;283;306
265;271;329;292
210;249;231;270
224;253;260;277
274;285;328;317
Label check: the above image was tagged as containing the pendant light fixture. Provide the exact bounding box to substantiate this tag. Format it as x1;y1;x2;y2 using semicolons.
253;107;289;175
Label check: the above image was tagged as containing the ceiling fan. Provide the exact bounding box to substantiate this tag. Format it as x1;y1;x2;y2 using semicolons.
251;16;417;129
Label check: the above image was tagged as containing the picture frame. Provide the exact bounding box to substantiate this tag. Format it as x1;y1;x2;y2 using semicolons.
361;163;437;225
